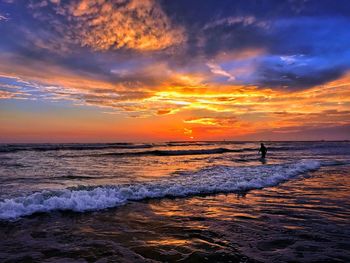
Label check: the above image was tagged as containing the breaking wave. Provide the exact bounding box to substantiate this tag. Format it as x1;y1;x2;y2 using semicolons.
0;160;322;220
0;143;154;153
101;147;248;157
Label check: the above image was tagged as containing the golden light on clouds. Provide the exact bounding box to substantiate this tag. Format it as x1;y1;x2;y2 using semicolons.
1;58;349;140
63;0;185;51
1;1;350;141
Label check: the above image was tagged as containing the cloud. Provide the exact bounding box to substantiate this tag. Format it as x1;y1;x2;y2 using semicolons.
0;14;8;21
0;74;38;99
183;128;192;135
0;54;207;117
184;8;350;89
0;90;23;99
206;62;235;81
1;61;349;139
204;15;269;30
1;48;349;117
184;116;237;127
3;0;350;90
1;0;350;140
32;0;186;52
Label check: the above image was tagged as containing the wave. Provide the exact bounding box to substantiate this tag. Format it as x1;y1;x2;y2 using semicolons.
0;160;321;220
2;142;348;154
0;143;256;155
267;141;350;151
165;142;219;147
100;147;257;157
0;143;154;153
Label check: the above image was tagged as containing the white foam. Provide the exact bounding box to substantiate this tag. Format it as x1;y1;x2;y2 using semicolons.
0;160;321;220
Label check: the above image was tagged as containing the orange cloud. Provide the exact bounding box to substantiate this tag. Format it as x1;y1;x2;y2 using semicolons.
54;0;186;51
184;116;238;127
1;48;350;140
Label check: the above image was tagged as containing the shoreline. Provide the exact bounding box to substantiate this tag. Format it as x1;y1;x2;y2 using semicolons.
1;164;349;262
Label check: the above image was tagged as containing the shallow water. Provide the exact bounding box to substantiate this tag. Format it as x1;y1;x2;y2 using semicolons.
0;141;349;262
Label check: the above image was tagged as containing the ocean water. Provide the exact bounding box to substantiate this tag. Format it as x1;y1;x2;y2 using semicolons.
0;141;349;262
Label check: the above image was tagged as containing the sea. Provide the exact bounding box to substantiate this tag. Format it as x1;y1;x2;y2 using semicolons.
0;141;349;262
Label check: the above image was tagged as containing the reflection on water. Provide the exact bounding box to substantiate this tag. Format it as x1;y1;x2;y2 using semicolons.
3;141;348;198
0;141;349;262
0;165;349;262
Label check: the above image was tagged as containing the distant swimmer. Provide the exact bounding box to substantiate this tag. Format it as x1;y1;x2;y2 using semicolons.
258;143;267;159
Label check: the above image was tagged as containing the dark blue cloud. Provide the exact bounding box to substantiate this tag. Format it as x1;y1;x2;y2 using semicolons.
254;17;350;88
171;1;350;88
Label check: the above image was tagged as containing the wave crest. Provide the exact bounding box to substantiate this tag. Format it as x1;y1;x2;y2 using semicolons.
0;160;321;220
102;147;243;157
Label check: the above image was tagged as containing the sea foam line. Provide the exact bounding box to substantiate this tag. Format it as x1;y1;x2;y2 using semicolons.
0;160;321;220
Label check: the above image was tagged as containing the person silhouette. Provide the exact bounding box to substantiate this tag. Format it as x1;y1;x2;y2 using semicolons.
258;143;267;159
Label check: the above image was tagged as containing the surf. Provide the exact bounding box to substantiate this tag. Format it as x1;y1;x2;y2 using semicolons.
0;160;322;220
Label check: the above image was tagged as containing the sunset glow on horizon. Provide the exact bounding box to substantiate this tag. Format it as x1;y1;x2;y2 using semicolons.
1;0;350;142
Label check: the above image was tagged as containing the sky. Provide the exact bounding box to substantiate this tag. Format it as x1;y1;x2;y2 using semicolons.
0;0;350;142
